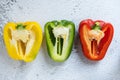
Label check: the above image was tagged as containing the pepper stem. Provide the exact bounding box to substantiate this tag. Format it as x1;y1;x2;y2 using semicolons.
92;22;101;30
16;24;26;30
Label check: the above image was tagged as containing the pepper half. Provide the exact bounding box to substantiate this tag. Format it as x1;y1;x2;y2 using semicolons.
45;20;75;62
78;19;114;60
3;22;42;62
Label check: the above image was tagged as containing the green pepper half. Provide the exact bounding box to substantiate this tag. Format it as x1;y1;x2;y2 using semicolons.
45;20;75;62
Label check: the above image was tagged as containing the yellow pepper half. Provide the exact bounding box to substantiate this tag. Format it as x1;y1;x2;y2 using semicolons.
3;22;43;62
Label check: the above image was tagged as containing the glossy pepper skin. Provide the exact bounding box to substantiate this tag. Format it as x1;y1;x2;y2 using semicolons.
3;22;42;62
78;19;114;61
45;20;75;62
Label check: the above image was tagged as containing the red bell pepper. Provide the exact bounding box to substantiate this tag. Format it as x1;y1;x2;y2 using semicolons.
78;19;114;60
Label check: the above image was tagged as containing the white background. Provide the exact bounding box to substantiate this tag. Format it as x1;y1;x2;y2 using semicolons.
0;0;120;80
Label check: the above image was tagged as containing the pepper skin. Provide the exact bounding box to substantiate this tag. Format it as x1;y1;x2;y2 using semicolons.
3;22;42;62
45;20;75;62
78;19;114;61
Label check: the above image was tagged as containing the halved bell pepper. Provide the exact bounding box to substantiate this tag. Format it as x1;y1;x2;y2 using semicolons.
45;20;75;62
3;22;42;62
79;19;114;60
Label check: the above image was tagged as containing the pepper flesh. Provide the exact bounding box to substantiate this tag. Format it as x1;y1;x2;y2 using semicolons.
3;22;42;62
79;19;114;60
45;20;75;62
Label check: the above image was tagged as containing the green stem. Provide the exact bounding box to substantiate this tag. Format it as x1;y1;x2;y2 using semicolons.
92;22;101;30
16;24;26;30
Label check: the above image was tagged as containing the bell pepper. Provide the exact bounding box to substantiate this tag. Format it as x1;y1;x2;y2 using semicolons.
3;22;43;62
45;20;75;62
78;19;114;60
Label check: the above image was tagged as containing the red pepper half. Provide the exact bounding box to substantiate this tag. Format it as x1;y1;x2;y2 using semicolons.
78;19;114;60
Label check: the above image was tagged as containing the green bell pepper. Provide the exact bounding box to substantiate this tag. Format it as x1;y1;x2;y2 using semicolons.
45;20;75;62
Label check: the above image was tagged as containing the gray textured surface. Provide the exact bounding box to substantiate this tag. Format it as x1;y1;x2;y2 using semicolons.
0;0;120;80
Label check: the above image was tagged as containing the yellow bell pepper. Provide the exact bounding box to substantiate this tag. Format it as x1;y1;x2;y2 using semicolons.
3;22;43;62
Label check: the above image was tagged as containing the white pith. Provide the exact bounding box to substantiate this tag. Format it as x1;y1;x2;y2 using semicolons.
10;28;35;56
88;30;104;44
52;27;70;56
